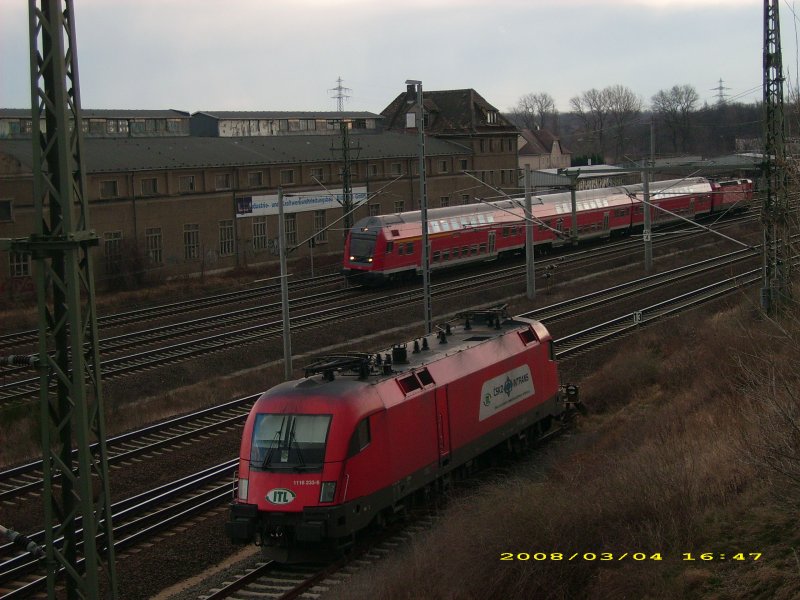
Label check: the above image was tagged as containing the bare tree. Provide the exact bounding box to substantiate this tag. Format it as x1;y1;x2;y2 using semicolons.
510;92;557;131
570;88;611;160
651;84;699;153
605;85;642;162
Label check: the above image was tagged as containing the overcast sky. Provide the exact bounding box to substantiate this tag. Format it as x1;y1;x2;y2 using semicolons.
0;0;791;116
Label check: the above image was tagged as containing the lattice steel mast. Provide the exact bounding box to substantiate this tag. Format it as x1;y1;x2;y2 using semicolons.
762;0;793;312
27;1;117;597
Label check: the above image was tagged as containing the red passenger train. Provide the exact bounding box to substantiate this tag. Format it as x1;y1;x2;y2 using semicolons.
225;307;575;560
342;177;753;284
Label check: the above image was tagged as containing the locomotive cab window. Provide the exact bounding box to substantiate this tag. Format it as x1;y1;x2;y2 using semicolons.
386;241;394;253
347;418;371;457
349;234;376;262
250;413;331;472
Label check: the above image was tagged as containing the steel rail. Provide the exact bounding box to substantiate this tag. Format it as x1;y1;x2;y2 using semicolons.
524;246;761;323
0;394;257;502
0;209;756;358
553;269;764;359
0;271;346;351
0;460;238;599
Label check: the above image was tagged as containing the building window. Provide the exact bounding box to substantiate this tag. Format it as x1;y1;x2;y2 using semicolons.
479;139;486;153
284;214;297;245
104;231;123;273
369;203;380;216
118;120;129;135
248;171;264;187
106;120;118;134
184;224;200;260
0;199;12;222
100;180;118;198
311;167;325;183
314;210;327;243
252;216;268;250
280;169;295;185
166;119;182;133
439;197;449;208
459;159;468;171
390;163;402;176
145;227;163;265
394;201;405;213
507;138;513;151
487;110;498;124
219;220;234;256
439;160;449;173
141;178;158;196
215;174;232;190
179;175;196;193
9;252;31;278
461;194;470;205
368;164;379;177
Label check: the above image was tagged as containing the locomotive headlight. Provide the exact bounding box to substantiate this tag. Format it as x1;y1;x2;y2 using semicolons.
367;257;373;263
319;481;337;503
237;478;249;501
349;255;355;261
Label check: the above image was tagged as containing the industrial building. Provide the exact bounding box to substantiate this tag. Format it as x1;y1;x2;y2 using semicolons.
0;89;520;294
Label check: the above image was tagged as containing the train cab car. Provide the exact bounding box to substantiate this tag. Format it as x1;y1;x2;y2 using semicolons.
343;201;528;284
225;307;570;561
710;179;754;214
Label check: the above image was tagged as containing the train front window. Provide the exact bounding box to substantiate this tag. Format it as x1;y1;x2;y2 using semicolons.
250;414;332;471
349;235;375;261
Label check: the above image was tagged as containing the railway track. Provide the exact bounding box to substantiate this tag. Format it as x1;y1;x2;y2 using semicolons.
0;257;775;599
0;210;756;360
0;395;257;505
0;245;770;506
0;271;346;353
0;216;758;406
0;460;237;599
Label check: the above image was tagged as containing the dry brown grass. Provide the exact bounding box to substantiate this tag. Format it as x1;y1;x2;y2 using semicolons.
332;294;800;600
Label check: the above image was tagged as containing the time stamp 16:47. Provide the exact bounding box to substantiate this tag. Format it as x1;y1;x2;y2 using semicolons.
500;552;763;562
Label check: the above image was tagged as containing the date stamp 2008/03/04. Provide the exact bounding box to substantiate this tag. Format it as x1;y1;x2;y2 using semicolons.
500;552;762;562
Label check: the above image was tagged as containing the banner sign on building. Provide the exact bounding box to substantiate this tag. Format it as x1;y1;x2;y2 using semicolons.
236;187;368;218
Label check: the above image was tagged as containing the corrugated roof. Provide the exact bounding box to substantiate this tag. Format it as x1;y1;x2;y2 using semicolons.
0;131;469;174
0;108;190;118
194;110;382;120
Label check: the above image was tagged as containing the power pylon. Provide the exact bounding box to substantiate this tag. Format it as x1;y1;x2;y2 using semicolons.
329;76;351;112
26;1;117;597
762;0;793;312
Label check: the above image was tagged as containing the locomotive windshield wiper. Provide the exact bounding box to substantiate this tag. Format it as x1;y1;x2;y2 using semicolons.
288;418;307;470
262;416;286;469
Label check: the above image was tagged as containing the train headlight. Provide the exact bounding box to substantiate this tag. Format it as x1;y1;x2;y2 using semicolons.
349;256;355;261
367;257;373;263
319;481;336;503
238;478;249;501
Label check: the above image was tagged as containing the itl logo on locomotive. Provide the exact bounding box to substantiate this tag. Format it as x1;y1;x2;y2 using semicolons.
265;488;296;505
479;365;535;422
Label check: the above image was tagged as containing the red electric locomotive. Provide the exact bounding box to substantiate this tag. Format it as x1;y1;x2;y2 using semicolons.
710;179;754;214
225;307;574;561
342;177;754;284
